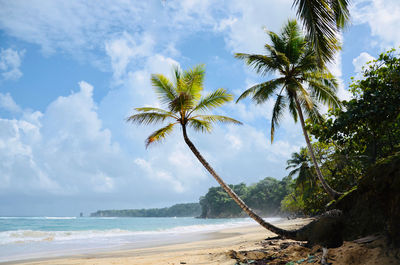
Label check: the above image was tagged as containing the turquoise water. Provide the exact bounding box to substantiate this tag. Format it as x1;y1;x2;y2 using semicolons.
0;216;282;262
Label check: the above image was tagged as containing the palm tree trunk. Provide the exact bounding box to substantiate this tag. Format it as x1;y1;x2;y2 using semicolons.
294;98;342;200
181;124;298;239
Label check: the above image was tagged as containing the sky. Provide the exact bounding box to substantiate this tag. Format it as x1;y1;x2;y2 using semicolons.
0;0;399;216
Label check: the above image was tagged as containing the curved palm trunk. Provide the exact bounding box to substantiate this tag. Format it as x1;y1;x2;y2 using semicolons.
294;98;342;200
181;124;298;239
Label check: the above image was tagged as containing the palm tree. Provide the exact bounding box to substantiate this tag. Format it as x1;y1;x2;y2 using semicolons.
292;0;350;66
286;148;315;191
127;64;300;238
235;20;342;200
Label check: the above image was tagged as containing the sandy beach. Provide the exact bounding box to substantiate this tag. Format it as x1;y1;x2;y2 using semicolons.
5;218;398;265
3;218;308;265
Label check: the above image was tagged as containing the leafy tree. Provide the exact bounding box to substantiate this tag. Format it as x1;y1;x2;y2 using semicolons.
308;49;400;172
127;64;296;237
293;0;350;66
200;184;249;218
247;177;290;214
200;177;292;218
235;20;342;200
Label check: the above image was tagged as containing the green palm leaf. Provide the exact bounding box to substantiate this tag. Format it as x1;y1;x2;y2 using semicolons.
126;112;172;126
194;115;242;125
188;118;212;133
135;107;179;118
128;64;241;145
237;78;283;104
182;64;205;101
151;74;177;104
193;88;233;112
145;123;177;148
271;94;286;142
234;53;279;76
293;0;349;65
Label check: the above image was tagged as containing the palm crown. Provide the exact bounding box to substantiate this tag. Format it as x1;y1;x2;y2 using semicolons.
127;64;241;147
293;0;350;66
236;19;341;142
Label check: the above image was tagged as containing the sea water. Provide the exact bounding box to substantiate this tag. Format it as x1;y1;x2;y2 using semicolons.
0;216;282;262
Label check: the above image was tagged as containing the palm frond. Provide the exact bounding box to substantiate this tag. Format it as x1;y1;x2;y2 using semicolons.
151;74;177;105
193;88;233;112
288;97;298;123
271;94;286;142
267;30;286;54
287;167;301;177
135;107;179;118
145;123;177;148
182;64;205;101
127;112;172;126
331;0;351;29
168;92;194;113
293;80;313;109
236;86;257;103
188;118;212;133
237;78;282;104
172;65;182;91
194;115;242;125
234;53;278;76
299;97;323;123
306;74;341;109
293;0;344;65
281;19;305;63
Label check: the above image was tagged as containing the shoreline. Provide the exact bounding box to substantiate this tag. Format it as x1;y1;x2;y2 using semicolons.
3;218;313;265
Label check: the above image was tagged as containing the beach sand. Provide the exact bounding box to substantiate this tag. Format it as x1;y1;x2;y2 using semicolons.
7;218;399;265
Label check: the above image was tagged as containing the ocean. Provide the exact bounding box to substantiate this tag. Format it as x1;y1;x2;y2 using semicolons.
0;216;282;262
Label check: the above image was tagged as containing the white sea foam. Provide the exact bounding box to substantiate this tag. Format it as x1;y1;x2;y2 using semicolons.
44;217;77;220
0;217;282;245
0;216;77;220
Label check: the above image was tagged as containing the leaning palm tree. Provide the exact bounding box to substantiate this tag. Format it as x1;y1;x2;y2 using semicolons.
127;64;301;238
235;20;342;200
292;0;350;66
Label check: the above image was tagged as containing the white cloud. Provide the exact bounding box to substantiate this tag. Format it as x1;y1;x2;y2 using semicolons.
352;0;400;48
0;92;22;113
215;0;294;53
0;0;148;55
105;32;154;82
0;48;25;81
134;158;184;193
0;82;136;196
353;52;375;74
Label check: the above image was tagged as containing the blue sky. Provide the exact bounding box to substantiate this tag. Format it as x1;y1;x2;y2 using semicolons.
0;0;399;216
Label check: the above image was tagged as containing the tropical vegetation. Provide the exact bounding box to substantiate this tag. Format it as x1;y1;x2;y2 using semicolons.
90;203;201;217
199;177;292;218
282;48;400;215
235;19;342;200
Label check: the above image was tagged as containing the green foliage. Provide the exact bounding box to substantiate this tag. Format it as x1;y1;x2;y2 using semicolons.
308;48;400;170
127;64;241;148
199;177;292;218
90;203;201;217
236;20;340;142
283;48;400;215
293;0;350;66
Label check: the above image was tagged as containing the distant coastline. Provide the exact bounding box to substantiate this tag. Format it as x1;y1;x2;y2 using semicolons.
90;203;201;217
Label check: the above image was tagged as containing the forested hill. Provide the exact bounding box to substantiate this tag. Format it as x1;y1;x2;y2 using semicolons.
90;203;201;217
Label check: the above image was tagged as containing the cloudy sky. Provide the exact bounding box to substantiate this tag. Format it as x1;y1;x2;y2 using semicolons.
0;0;399;216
